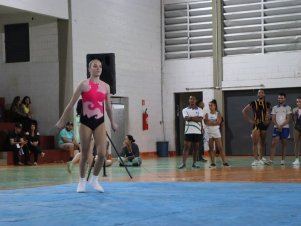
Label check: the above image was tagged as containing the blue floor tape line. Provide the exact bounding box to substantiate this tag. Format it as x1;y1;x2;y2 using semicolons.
0;182;301;226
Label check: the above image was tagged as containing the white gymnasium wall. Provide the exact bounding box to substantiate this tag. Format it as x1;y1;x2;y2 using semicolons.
0;13;60;134
0;0;68;19
162;58;215;151
70;0;162;152
161;0;301;153
162;51;301;151
222;52;301;89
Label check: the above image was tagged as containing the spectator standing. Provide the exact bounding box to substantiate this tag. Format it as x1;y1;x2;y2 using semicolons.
268;93;292;165
178;95;204;169
204;100;229;167
242;89;271;166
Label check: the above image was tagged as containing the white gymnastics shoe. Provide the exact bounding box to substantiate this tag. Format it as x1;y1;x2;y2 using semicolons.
77;178;86;193
89;175;104;193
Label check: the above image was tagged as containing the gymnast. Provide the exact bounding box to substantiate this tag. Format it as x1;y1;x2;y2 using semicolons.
56;58;117;193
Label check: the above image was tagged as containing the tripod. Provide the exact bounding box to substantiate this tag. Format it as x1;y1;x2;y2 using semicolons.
87;132;133;181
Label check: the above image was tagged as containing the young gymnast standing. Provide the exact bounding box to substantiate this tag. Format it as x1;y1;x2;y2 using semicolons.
56;58;117;193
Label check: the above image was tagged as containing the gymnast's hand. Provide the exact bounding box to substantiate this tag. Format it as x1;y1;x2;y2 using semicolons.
111;122;118;132
55;120;65;130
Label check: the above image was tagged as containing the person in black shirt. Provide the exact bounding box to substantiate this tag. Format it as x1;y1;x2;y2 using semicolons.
9;123;30;165
10;96;24;122
25;123;45;165
242;89;271;166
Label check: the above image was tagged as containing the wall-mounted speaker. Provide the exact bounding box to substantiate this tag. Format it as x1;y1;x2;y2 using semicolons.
86;53;116;94
5;23;30;63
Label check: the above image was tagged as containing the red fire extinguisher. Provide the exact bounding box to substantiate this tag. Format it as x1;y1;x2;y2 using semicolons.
143;108;148;131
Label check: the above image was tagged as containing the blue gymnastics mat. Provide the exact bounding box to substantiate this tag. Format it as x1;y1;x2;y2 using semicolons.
0;182;301;226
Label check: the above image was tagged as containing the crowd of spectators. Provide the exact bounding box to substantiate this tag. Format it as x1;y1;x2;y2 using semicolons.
6;96;44;165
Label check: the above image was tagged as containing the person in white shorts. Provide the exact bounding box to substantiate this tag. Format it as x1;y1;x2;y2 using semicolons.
204;99;229;168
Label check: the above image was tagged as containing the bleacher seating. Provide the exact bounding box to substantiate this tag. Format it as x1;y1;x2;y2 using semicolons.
0;97;69;165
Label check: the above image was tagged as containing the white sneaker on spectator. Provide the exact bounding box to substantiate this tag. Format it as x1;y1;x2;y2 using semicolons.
251;160;258;166
77;178;86;193
261;158;270;165
258;160;265;165
280;160;285;165
292;158;300;165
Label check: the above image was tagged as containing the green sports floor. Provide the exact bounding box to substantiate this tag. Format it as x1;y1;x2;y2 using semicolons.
1;156;301;226
1;156;300;190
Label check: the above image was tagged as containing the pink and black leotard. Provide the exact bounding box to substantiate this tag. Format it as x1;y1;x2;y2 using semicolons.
80;79;107;130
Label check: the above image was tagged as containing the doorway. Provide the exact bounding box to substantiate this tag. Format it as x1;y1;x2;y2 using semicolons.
175;92;203;155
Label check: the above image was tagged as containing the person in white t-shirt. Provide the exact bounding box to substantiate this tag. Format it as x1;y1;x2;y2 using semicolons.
178;96;204;169
268;93;292;165
204;99;229;168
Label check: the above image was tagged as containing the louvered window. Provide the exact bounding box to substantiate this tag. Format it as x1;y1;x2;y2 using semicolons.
223;0;301;56
164;1;213;60
223;0;263;55
264;0;301;53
